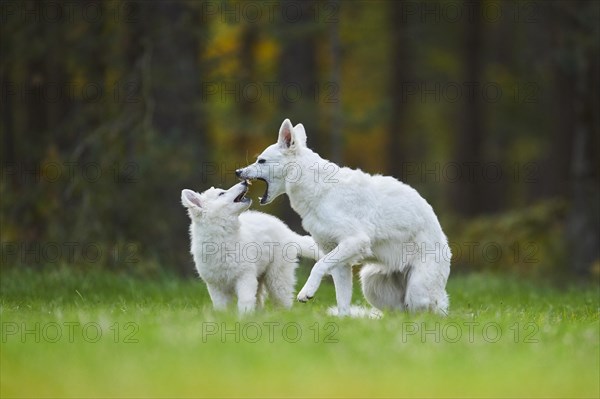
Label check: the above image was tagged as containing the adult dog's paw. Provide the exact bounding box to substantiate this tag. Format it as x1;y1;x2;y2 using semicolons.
297;288;315;303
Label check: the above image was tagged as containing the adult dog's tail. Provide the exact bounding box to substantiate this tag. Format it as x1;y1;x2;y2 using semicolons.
360;262;450;315
360;263;408;311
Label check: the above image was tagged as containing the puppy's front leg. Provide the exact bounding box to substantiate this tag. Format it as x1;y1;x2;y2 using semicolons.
297;234;371;303
235;274;259;314
206;284;232;311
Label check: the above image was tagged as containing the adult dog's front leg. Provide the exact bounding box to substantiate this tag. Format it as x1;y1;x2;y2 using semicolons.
330;265;353;315
297;234;371;302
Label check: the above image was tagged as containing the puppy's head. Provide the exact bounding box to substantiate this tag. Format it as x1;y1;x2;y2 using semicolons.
181;181;252;221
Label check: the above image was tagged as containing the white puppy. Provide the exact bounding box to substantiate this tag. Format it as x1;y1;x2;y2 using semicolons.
181;181;319;313
236;119;451;316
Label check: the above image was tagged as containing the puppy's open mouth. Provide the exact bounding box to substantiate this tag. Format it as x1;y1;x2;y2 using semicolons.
233;181;251;203
257;178;269;205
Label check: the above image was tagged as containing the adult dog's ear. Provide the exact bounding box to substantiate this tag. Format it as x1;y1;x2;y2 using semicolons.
277;119;307;150
293;123;307;147
181;189;203;209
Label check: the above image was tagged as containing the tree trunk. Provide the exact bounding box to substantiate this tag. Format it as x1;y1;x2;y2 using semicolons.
146;2;202;143
277;0;320;231
236;24;259;155
278;0;320;152
388;0;411;179
563;2;600;276
143;2;207;274
1;66;16;187
451;0;485;217
329;0;342;165
542;3;575;200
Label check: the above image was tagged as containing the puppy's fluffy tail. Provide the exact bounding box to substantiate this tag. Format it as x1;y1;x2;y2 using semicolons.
291;234;323;260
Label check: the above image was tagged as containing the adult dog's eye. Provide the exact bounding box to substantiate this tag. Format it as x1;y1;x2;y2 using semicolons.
257;159;266;164
218;192;225;196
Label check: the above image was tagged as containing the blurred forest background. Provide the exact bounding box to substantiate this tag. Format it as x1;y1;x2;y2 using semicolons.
1;0;599;279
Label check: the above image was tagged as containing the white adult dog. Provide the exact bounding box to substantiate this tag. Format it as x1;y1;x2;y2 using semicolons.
182;181;319;313
236;119;451;315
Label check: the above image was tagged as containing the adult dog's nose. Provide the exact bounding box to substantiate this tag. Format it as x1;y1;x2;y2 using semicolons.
235;169;242;178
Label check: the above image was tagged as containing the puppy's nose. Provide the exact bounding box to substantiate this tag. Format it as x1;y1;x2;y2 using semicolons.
235;169;242;178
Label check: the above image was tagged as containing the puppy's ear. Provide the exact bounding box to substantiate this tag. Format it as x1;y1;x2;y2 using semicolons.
181;189;202;209
277;119;306;150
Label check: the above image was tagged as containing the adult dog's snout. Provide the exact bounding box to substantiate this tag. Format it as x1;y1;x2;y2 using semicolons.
235;169;243;178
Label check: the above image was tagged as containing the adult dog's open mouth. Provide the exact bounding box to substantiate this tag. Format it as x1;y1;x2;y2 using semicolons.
233;181;251;203
257;178;269;205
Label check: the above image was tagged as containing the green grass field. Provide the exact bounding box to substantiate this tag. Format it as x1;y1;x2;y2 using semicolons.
1;266;598;398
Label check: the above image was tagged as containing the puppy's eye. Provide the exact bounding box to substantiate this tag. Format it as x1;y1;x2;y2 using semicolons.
218;192;225;196
257;159;266;164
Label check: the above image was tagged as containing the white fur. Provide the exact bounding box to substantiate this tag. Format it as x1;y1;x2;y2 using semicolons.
181;182;320;314
326;306;383;319
236;119;451;316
